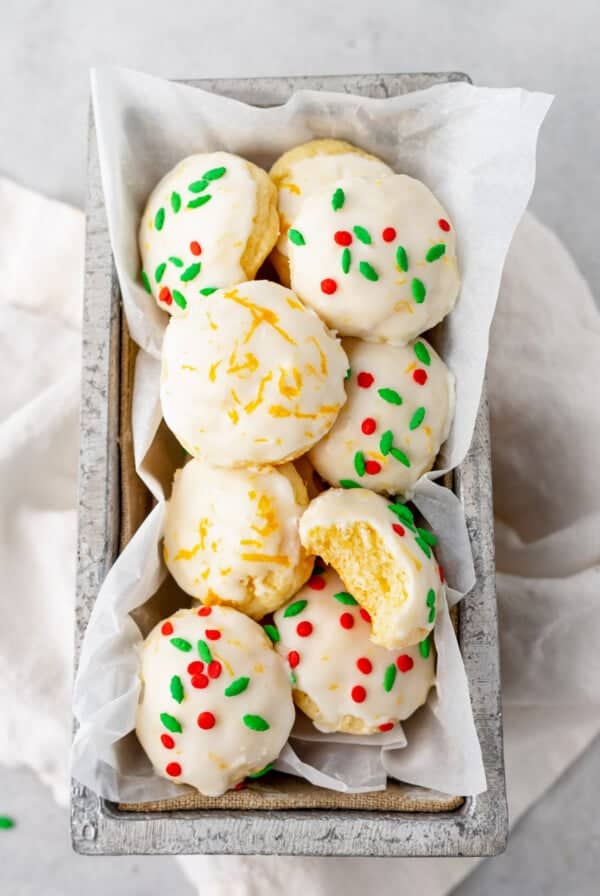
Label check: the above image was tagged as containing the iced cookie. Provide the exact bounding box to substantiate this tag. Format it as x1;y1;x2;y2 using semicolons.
136;606;294;796
288;174;460;344
309;337;454;495
299;488;444;649
163;458;313;618
160;281;348;466
273;568;435;733
139;152;278;316
269;140;393;285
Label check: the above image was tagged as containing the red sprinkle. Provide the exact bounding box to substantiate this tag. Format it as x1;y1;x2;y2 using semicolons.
439;565;445;583
351;685;366;703
197;711;216;730
413;368;428;386
297;620;313;638
190;241;202;256
205;629;221;640
359;608;372;624
378;722;394;732
396;655;414;673
187;661;205;676
207;660;222;679
357;371;374;389
438;218;451;232
288;650;300;669
340;612;354;630
166;762;181;777
197;606;212;616
161;734;175;749
361;417;376;435
161;621;174;636
191;674;209;689
382;227;397;242
334;230;353;246
308;576;326;590
365;460;381;475
321;278;337;295
392;523;405;537
234;781;246;791
159;286;173;305
356;657;373;675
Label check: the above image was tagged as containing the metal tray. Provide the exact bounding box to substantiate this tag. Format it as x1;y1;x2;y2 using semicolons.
72;72;507;856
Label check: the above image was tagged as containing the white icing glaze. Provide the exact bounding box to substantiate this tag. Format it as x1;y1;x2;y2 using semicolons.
136;606;294;796
163;458;312;617
309;337;454;495
288;174;460;344
274;568;435;733
274;152;392;257
160;281;348;466
139;152;259;317
298;488;444;649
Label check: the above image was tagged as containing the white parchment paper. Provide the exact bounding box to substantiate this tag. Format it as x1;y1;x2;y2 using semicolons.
71;66;551;800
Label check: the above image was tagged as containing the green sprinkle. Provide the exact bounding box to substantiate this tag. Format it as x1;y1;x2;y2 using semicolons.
290;671;297;685
333;591;358;605
155;262;167;283
409;407;426;430
426;588;436;607
247;762;274;779
172;290;187;310
243;714;270;732
354;451;366;477
415;536;432;558
345;367;352;380
170;637;192;652
339;479;362;489
428;607;436;624
426;243;446;262
189;178;209;193
160;712;182;733
188;195;212;209
390;447;411;467
283;600;308;618
388;503;415;527
0;817;14;830
383;663;397;692
288;228;306;246
414;341;431;366
353;225;372;245
359;260;379;282
396;245;409;272
169;256;184;267
418;529;438;548
141;270;152;294
199;287;218;296
412;278;426;303
171;192;181;213
341;247;351;274
181;262;202;282
263;624;280;643
380;430;394;455
378;388;402;406
170;675;184;704
154;207;165;231
198;639;212;663
420;636;431;659
203;166;227;181
332;187;345;211
225;676;250;697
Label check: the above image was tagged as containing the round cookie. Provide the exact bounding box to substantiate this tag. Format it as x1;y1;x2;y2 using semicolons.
309;337;454;496
163;458;313;618
298;488;444;650
269;140;393;285
274;568;435;733
160;280;348;466
288;174;460;344
139;152;278;316
136;606;294;796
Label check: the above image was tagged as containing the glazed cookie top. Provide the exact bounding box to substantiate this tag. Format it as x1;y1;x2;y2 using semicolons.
163;459;313;619
273;568;435;733
160;281;348;466
135;606;295;796
309;337;454;496
299;488;444;650
139;152;277;316
288;174;460;344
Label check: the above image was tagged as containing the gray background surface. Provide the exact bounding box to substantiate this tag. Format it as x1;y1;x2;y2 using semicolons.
1;1;598;893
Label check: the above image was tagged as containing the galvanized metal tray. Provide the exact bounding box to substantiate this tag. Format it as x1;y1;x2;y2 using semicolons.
72;72;507;856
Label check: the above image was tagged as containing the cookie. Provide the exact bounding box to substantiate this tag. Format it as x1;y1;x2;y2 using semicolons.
298;488;444;650
163;458;313;618
273;567;435;733
288;174;460;344
160;281;348;466
139;152;278;316
309;337;454;495
269;139;392;285
135;607;294;796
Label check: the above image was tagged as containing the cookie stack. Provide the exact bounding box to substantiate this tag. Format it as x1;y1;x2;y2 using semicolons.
135;142;459;795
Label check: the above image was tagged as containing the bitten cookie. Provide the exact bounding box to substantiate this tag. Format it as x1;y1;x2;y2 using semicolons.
163;458;313;618
309;337;454;495
288;174;460;344
269;139;392;285
136;607;294;796
273;568;435;733
160;280;348;466
139;152;278;316
299;488;444;650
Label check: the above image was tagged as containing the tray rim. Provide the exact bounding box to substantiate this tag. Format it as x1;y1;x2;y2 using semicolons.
72;70;507;857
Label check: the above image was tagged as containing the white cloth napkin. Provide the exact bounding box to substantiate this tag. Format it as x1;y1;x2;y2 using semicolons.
1;179;599;893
